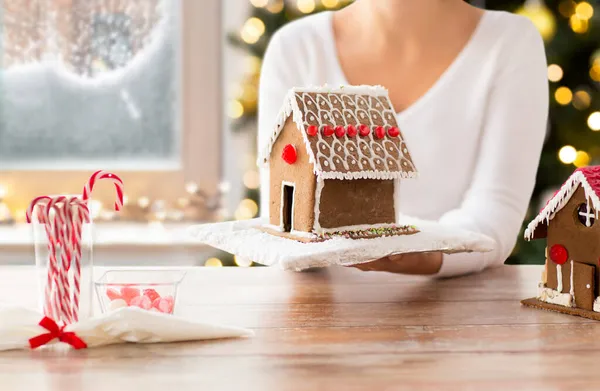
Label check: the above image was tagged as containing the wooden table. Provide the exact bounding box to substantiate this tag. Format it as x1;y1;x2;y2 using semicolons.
1;265;599;390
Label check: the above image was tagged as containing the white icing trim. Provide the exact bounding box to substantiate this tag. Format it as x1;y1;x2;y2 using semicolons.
280;181;296;232
537;284;574;307
594;297;600;312
290;230;317;239
313;178;325;232
557;264;563;292
525;171;600;239
393;179;401;221
570;260;575;297
318;170;417;180
263;223;283;232
315;223;401;235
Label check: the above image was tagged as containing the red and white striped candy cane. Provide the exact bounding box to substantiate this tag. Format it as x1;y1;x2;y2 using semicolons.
27;196;58;319
82;170;124;211
64;197;90;322
45;196;72;324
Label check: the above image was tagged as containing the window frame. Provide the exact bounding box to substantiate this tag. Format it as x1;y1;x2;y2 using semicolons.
0;0;222;213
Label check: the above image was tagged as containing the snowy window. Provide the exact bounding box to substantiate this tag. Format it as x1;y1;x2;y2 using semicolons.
0;0;179;167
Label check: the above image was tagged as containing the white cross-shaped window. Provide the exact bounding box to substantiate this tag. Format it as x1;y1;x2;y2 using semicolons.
578;203;595;227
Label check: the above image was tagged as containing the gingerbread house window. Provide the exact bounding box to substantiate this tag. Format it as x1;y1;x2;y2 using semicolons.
576;203;595;227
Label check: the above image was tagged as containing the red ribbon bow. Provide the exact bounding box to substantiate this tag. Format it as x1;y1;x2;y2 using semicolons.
29;317;87;350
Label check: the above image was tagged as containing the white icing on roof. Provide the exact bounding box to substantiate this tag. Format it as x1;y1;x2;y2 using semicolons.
524;169;600;240
259;85;417;180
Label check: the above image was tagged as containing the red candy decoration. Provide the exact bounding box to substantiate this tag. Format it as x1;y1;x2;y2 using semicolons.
549;244;568;265
347;124;357;137
334;125;346;138
281;144;297;164
375;126;386;139
143;289;161;302
322;125;335;137
306;125;318;136
358;124;370;137
106;288;122;301
388;126;400;137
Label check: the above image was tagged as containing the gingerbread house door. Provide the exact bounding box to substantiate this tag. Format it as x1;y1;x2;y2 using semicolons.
573;261;595;310
281;183;295;232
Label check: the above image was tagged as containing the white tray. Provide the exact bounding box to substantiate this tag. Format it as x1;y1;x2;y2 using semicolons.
187;217;495;271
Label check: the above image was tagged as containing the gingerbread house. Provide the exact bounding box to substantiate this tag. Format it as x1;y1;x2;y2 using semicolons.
522;166;600;319
259;85;417;241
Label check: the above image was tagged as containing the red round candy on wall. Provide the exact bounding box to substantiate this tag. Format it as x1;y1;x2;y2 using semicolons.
358;124;370;137
281;144;297;164
388;126;400;137
346;125;357;137
550;244;568;265
322;125;335;137
334;125;346;138
375;126;386;139
306;125;318;136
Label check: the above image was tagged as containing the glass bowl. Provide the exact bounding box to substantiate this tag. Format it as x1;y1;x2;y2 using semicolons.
95;270;186;315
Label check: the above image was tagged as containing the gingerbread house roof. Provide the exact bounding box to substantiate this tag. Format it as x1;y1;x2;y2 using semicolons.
259;85;417;180
525;166;600;240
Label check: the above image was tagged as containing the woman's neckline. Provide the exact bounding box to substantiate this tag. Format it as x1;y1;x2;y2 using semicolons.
323;10;491;119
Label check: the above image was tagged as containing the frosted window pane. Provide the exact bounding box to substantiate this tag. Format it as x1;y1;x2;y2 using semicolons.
0;0;179;166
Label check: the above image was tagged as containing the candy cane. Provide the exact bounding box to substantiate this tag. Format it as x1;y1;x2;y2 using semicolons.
27;196;57;319
65;197;90;322
82;170;124;211
46;196;72;324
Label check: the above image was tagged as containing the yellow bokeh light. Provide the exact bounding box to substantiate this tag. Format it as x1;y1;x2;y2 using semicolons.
570;14;589;33
266;0;284;13
558;145;577;164
246;56;262;74
205;258;223;267
516;3;556;41
547;64;563;82
575;2;594;20
573;89;591;110
297;0;316;13
229;100;244;119
554;86;573;105
588;112;600;131
574;151;591;168
590;65;600;81
234;256;253;267
0;184;6;199
321;0;339;8
243;171;261;190
250;0;269;7
240;17;266;44
234;198;259;220
558;0;577;17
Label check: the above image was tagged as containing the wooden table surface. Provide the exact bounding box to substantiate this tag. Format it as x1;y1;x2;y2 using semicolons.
1;264;599;390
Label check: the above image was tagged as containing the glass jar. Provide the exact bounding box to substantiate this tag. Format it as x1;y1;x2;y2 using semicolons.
32;196;94;324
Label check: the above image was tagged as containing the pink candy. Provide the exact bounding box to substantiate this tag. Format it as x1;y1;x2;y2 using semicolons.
106;286;174;314
130;295;152;310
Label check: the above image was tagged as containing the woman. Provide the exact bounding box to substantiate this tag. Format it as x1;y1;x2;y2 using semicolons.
258;0;548;277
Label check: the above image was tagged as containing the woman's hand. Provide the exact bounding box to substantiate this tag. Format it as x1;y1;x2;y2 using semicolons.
350;252;443;275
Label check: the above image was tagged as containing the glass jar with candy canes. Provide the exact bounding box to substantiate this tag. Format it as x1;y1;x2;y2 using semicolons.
27;171;124;325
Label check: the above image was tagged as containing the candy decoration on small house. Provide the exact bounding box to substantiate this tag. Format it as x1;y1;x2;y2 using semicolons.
522;166;600;320
258;85;419;242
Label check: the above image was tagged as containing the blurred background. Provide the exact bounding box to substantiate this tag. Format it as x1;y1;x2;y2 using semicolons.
0;0;598;266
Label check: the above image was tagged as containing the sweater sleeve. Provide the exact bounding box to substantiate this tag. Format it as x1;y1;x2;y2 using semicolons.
435;24;549;277
257;30;304;218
